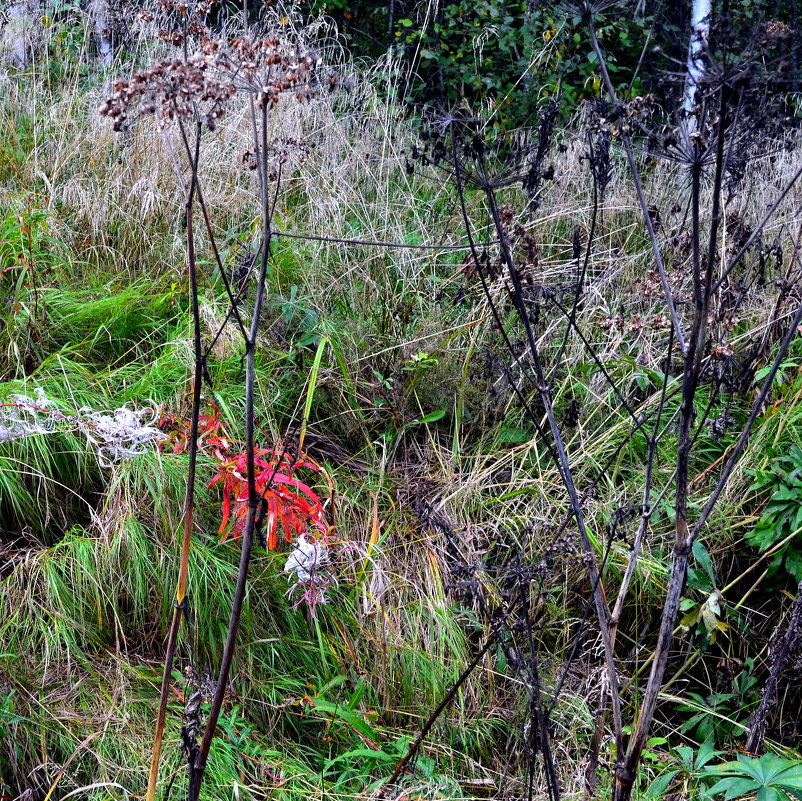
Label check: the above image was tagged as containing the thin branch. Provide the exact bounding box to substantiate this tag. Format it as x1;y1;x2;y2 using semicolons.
587;19;688;356
272;229;498;250
483;180;624;755
616;291;802;801
713;166;802;293
187;99;275;801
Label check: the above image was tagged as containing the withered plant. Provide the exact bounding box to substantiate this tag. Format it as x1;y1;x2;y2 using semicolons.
380;4;802;800
100;3;328;800
91;2;802;800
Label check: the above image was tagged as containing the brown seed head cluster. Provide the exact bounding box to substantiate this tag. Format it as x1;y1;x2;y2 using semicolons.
710;342;734;361
100;27;322;132
763;20;794;42
99;54;236;131
496;204;540;286
599;312;672;334
228;37;320;107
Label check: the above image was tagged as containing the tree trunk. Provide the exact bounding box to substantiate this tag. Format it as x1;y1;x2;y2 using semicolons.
88;0;113;66
3;0;40;68
682;0;712;127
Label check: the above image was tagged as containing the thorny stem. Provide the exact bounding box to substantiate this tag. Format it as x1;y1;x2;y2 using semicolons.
146;120;204;801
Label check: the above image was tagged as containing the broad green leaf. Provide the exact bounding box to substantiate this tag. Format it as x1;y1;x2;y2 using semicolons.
696;740;722;769
693;540;717;586
322;748;396;774
645;770;678;798
707;777;761;799
756;787;786;801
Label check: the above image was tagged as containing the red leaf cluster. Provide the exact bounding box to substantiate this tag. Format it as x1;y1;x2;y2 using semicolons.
209;446;327;549
158;407;328;550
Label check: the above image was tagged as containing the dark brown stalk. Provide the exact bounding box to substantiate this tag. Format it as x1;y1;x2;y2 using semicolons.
611;91;800;790
194;181;248;340
447;138;561;799
613;288;802;801
449;142;559;466
712;163;802;293
552;131;599;375
584;330;674;800
448;123;623;764
521;580;561;801
379;633;497;794
744;580;802;754
146;120;204;801
610;329;675;643
586;18;687;356
610;79;729;801
186;101;274;801
170;121;251;352
482;181;624;755
272;230;496;250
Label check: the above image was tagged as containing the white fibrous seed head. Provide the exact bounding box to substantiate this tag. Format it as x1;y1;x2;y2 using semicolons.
80;406;166;467
284;534;333;616
0;388;165;467
284;533;328;583
0;388;61;442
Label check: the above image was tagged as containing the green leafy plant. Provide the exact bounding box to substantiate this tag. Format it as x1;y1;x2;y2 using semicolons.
747;446;802;582
644;740;721;801
672;661;758;747
269;284;320;351
676;691;750;746
702;753;802;801
679;541;729;647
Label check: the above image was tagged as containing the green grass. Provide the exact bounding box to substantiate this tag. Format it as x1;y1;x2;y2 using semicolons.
3;10;802;801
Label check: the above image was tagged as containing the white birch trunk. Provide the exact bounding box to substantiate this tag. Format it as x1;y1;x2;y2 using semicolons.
682;0;712;127
88;0;113;67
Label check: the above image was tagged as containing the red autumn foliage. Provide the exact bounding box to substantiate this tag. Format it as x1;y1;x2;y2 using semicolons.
209;446;327;549
157;405;328;551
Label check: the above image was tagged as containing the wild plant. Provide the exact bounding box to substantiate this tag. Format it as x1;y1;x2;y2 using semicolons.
382;3;802;799
98;4;336;799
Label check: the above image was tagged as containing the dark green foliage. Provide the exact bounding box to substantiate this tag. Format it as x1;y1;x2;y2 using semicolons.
703;753;802;801
748;446;802;582
303;1;651;127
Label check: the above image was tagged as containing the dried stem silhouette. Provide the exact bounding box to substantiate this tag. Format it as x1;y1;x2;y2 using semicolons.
146;118;204;801
91;6;802;801
744;579;802;754
582;7;802;798
186;97;276;801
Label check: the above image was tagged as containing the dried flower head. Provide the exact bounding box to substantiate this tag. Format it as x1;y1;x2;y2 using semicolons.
100;26;322;132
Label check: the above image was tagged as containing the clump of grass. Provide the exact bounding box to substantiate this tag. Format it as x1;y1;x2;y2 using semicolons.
4;3;802;800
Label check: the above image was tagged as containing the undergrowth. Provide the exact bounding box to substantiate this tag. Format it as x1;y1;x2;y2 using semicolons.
1;4;802;801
